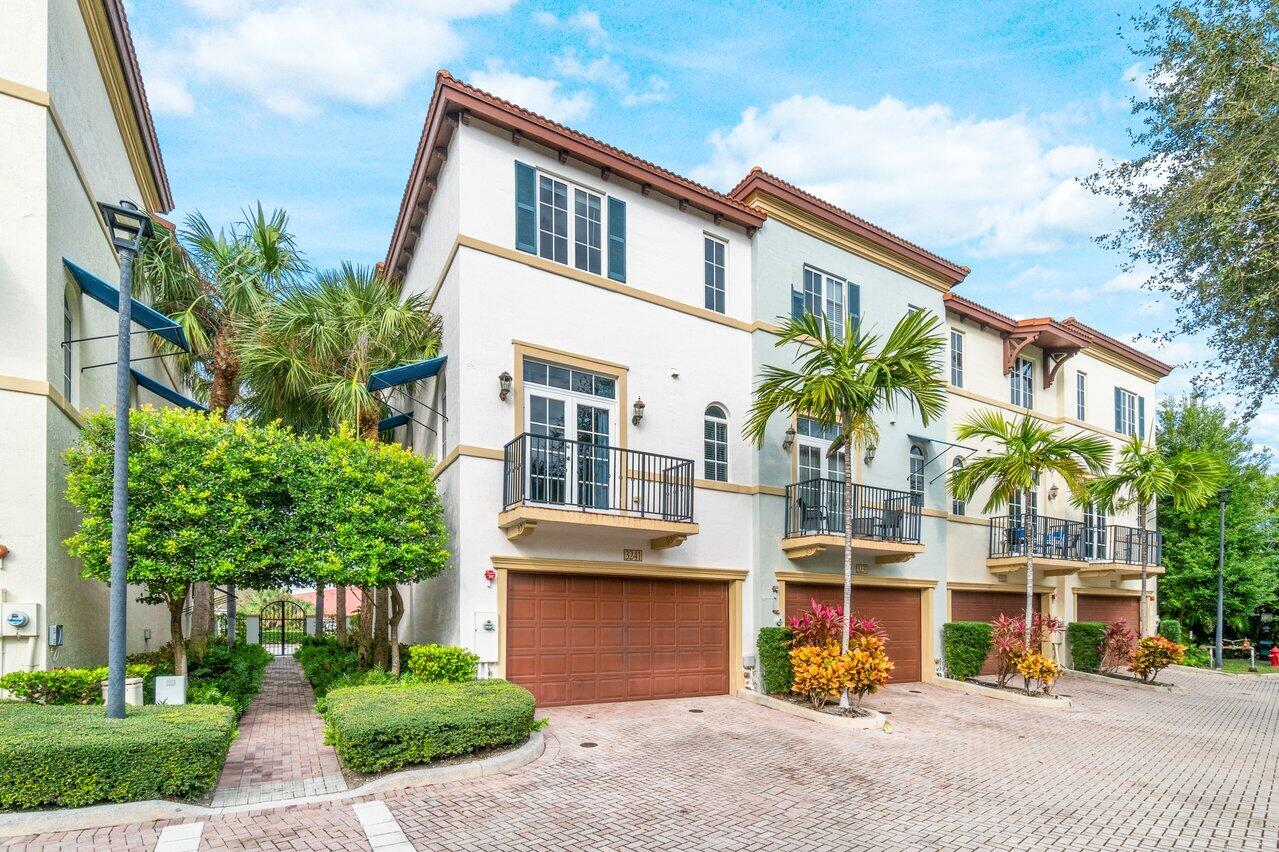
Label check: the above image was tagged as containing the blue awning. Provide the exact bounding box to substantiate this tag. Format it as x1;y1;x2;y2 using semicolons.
64;259;190;351
378;411;413;432
130;369;206;411
367;355;445;391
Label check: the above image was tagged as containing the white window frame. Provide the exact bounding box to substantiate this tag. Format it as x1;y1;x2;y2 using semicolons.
949;330;964;388
803;265;846;340
537;172;606;275
1076;371;1087;421
1084;501;1107;560
703;404;728;482
704;235;726;314
1010;356;1034;408
950;457;965;515
909;444;925;507
62;295;74;402
1117;387;1138;436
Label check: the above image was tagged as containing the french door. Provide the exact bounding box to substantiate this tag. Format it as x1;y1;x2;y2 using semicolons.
796;418;845;534
526;386;617;511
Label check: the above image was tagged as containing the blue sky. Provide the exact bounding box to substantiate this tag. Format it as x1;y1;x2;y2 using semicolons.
125;0;1274;449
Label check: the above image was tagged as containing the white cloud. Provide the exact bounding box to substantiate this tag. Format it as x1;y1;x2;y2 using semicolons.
534;8;608;44
621;76;670;107
553;51;625;84
1102;267;1151;293
468;59;592;123
146;75;196;116
693;94;1118;256
146;0;513;117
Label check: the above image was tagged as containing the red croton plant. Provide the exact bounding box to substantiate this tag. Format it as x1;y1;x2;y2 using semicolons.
1100;619;1137;674
991;613;1062;689
788;599;886;646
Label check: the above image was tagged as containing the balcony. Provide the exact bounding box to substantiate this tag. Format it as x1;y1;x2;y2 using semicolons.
1078;525;1165;581
499;432;699;548
986;515;1091;577
781;479;924;562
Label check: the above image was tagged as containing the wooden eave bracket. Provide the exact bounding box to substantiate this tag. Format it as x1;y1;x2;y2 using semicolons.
650;534;687;550
1043;347;1081;389
505;521;537;541
1002;332;1038;375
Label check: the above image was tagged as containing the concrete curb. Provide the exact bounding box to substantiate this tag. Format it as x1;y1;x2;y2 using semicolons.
0;731;545;838
1063;669;1186;693
737;689;888;730
931;676;1074;708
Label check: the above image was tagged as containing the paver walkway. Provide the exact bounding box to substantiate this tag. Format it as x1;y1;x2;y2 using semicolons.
210;656;346;807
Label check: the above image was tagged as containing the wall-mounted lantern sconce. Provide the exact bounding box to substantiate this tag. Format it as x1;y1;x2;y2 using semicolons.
498;371;512;401
631;398;646;426
0;543;8;570
1048;484;1059;501
864;444;877;465
781;427;796;452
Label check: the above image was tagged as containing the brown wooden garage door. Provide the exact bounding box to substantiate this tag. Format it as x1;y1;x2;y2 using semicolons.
951;590;1041;676
1076;594;1140;626
506;572;729;707
784;583;922;682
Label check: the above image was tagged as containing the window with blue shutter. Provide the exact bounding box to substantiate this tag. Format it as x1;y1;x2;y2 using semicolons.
847;282;860;331
1114;387;1123;433
607;197;626;282
515;162;537;254
1138;396;1145;439
791;288;804;319
1114;387;1138;435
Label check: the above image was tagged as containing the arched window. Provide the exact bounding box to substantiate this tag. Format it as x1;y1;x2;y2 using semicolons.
909;444;925;506
703;404;728;482
950;457;965;515
61;292;78;403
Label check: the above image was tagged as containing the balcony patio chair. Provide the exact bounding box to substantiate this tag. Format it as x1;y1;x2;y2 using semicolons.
875;508;905;541
796;496;827;535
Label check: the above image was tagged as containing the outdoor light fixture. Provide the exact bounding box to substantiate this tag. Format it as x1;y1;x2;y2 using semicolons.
781;427;796;451
498;371;512;401
1048;484;1059;501
0;544;8;569
631;398;646;426
97;200;153;252
864;444;877;465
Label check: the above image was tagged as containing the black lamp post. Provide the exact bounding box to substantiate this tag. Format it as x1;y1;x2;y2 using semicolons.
98;200;153;719
1215;486;1231;670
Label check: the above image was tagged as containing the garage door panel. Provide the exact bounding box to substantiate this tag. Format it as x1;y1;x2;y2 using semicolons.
507;572;730;707
1077;595;1140;625
785;582;922;682
950;590;1041;676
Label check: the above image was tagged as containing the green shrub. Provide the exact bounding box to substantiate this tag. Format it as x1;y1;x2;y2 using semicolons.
407;644;479;683
1068;621;1106;672
323;680;536;774
757;627;793;694
1158;618;1184;644
0;664;152;705
313;669;417;714
294;636;361;696
0;703;236;809
943;622;994;681
1183;644;1212;667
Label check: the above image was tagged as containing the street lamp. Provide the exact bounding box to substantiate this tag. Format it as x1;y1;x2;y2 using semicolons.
1215;486;1231;670
98;200;153;719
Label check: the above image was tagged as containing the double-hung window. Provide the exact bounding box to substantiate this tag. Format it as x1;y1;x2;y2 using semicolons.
1010;357;1034;408
704;236;726;313
62;295;74;402
535;173;605;275
802;266;846;340
950;330;964;387
950;458;965;515
1076;372;1087;421
1115;387;1141;436
703;405;729;482
909;444;925;507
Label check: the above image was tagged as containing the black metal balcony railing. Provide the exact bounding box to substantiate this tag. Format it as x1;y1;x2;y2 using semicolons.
784;478;922;543
988;515;1090;561
502;432;695;523
1108;525;1164;566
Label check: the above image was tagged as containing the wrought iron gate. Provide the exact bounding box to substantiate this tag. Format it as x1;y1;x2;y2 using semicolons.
260;599;307;656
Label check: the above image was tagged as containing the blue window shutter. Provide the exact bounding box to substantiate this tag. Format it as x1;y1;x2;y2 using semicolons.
1138;396;1146;439
607;197;626;282
791;288;804;319
847;282;860;331
1114;387;1123;433
515;162;536;254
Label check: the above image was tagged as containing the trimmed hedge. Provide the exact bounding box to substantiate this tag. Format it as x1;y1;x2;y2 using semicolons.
0;664;152;705
1068;621;1106;672
0;703;236;809
1158;619;1184;644
407;644;479;683
757;627;793;694
323;679;536;774
943;622;994;681
294;636;361;696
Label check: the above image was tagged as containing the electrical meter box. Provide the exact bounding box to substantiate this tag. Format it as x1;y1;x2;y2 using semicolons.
1;603;38;637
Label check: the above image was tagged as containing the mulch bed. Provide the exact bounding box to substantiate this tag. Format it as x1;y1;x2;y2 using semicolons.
773;693;873;718
965;677;1064;701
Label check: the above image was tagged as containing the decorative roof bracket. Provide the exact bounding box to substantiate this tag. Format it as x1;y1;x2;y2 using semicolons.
1043;348;1080;389
1002;332;1038;375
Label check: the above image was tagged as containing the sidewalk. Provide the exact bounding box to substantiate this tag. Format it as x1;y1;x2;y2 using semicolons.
211;656;347;807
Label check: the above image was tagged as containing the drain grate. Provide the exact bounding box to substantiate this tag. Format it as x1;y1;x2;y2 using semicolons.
580;742;597;748
881;711;892;715
688;708;703;713
908;689;922;694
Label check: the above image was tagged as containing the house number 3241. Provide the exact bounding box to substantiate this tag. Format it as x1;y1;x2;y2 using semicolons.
623;549;643;562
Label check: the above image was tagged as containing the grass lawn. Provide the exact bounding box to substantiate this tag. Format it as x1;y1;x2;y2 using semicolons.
1217;658;1279;674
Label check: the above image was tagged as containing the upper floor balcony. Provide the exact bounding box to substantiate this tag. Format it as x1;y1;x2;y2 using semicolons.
781;479;924;562
499;432;699;549
986;515;1091;577
1079;525;1165;581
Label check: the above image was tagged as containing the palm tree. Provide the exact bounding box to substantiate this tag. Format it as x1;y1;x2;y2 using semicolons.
238;264;440;671
949;412;1113;635
137;206;306;652
745;308;946;705
1083;436;1224;636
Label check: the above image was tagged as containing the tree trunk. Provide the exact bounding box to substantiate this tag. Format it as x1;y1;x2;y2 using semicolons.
335;585;347;643
374;587;390;669
389;586;405;676
167;595;188;677
314;583;326;639
358;587;374;666
1137;501;1149;638
1025;504;1036;652
189;583;212;658
360;408;380;442
207;330;238;414
839;433;854;710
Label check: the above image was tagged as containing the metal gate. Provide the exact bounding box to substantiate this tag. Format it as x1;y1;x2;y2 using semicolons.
260;599;307;656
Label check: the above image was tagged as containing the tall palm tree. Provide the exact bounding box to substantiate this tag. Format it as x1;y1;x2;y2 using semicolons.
949;412;1113;634
1083;436;1224;636
746;308;946;704
238;264;440;671
137;206;306;652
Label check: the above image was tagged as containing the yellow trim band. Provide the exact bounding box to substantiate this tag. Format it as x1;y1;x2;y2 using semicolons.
0;375;84;428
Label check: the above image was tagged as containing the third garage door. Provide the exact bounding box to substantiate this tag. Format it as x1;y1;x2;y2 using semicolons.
1076;594;1140;626
506;572;730;707
784;583;922;682
951;589;1041;676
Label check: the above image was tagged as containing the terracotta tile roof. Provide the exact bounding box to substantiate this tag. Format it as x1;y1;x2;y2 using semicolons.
729;167;969;284
102;0;173;211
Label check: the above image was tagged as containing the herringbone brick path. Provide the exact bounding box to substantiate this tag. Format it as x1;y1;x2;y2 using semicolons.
5;667;1277;850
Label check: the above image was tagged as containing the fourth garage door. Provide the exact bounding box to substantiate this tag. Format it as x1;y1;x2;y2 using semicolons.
784;583;922;682
1076;594;1140;626
950;590;1042;676
505;572;730;707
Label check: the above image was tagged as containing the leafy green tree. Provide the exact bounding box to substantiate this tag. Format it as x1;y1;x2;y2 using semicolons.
64;408;291;675
1084;432;1225;636
745;309;946;706
238;588;314;617
1091;0;1279;411
949;413;1113;634
1155;395;1279;636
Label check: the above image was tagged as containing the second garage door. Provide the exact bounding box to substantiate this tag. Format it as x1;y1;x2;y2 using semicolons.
505;572;730;707
784;583;922;682
950;589;1041;675
1076;594;1140;626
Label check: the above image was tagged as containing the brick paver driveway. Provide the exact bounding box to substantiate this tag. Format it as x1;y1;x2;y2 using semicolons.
8;667;1277;850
